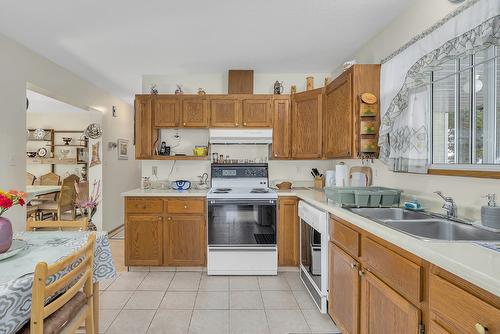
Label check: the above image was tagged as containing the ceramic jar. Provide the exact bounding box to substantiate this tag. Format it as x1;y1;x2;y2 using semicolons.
0;217;13;253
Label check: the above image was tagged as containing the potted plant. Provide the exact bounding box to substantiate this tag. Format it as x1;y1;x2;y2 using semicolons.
0;190;26;253
75;180;100;231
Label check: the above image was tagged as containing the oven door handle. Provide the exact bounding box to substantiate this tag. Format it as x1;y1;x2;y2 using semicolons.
209;246;277;251
208;199;276;205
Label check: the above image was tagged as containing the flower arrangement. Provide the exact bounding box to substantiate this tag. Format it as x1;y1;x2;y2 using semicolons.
75;180;100;231
0;190;26;216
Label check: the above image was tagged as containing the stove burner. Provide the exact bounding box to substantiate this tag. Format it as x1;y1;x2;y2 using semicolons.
213;188;232;194
250;188;269;193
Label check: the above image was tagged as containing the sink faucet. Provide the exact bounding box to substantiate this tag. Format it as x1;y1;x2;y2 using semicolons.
434;191;457;218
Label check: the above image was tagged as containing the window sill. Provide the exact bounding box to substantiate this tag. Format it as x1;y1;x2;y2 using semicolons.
428;168;500;179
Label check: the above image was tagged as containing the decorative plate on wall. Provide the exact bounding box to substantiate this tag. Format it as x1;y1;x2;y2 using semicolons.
84;123;102;139
33;128;46;140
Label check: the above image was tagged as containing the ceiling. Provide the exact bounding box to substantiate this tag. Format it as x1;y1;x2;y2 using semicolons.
0;0;414;102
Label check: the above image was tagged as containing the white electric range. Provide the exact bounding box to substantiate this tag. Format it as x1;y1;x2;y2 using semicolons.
207;164;278;275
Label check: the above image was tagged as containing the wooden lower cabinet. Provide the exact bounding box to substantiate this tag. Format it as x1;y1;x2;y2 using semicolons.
164;215;206;266
125;214;163;266
328;242;359;334
277;197;299;266
125;197;206;267
360;271;421;334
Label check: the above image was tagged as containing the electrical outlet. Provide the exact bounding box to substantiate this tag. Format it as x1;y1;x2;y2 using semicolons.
152;166;158;177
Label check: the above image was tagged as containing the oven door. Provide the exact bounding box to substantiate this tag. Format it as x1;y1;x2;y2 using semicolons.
208;199;277;246
300;219;323;289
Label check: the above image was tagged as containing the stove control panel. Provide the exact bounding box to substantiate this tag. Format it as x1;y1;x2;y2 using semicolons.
212;164;268;178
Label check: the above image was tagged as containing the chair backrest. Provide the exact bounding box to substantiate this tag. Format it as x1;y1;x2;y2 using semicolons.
38;172;61;201
30;233;95;334
58;174;80;213
26;218;89;231
26;172;36;186
40;172;61;186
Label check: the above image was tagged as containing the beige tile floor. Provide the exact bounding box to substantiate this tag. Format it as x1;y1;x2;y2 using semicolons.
98;271;340;334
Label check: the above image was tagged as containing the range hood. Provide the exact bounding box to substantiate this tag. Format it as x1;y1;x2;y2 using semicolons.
209;129;272;144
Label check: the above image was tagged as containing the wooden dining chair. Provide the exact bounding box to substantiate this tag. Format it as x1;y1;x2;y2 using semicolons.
27;233;96;334
36;172;61;202
26;217;89;231
38;174;79;220
26;172;36;186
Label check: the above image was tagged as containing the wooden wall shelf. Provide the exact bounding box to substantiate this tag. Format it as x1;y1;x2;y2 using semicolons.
151;155;209;161
27;157;81;165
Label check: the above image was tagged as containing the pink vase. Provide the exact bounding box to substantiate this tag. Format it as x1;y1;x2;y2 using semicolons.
0;217;13;253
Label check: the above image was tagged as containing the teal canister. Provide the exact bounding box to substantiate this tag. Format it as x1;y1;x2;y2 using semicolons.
481;193;500;229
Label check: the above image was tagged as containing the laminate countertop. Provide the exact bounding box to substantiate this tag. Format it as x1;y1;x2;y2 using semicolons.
121;187;500;296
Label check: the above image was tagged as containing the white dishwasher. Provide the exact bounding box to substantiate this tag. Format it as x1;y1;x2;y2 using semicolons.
298;200;329;313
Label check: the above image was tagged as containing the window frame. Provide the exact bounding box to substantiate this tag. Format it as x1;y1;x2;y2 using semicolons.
428;46;500;178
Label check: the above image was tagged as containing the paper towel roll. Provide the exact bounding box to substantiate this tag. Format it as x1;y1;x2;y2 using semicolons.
325;170;335;187
335;164;349;187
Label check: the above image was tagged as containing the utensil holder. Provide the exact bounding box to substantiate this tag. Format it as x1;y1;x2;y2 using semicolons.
314;176;325;189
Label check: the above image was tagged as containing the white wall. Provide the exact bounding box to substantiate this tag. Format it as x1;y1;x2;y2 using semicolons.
333;0;500;220
0;32;140;231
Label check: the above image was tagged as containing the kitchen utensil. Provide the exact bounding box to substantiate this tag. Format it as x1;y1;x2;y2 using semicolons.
171;180;191;190
314;176;325;189
276;181;292;190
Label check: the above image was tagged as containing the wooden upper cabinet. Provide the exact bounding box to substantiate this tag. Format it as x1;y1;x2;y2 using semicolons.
135;96;153;159
125;214;162;266
181;98;209;127
163;215;206;266
324;71;353;158
272;98;291;159
291;89;323;159
277;197;299;266
154;97;180;127
329;243;359;334
360;271;420;334
210;98;239;127
241;97;272;127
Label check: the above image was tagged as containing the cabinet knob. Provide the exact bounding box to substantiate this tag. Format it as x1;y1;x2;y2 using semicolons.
183;122;186;126
350;263;357;269
358;269;365;276
184;205;187;209
167;217;172;221
157;216;162;221
243;122;247;126
475;323;487;334
235;123;239;126
274;154;278;157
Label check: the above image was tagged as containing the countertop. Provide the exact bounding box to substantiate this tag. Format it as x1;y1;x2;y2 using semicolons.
121;186;500;296
121;188;208;197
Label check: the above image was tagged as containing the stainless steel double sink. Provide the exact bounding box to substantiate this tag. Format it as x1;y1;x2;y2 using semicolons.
349;207;500;242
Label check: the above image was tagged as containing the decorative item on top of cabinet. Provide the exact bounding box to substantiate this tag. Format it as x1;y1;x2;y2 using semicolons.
290;85;297;94
273;81;284;95
241;97;272;127
272;96;291;159
197;88;206;95
291;88;322;159
150;84;158;95
228;70;254;94
174;84;183;95
306;76;314;90
277;197;299;266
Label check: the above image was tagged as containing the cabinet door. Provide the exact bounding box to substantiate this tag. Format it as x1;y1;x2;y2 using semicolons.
324;73;353;158
329;243;359;334
125;215;162;266
241;98;272;127
272;98;291;159
360;271;420;334
277;197;299;266
210;98;239;127
291;89;323;159
181;98;209;127
135;96;153;159
164;215;206;266
154;97;180;127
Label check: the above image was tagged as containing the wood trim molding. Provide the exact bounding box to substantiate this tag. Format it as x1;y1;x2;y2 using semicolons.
428;168;500;179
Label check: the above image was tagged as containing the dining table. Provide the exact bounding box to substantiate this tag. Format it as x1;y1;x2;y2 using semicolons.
25;185;61;203
0;231;116;334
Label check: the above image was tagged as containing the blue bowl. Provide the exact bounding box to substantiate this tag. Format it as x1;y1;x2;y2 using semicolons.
171;180;191;190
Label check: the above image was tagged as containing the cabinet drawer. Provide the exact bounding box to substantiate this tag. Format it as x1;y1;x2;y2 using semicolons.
330;218;359;258
126;198;164;214
430;274;500;334
167;198;205;214
361;237;421;304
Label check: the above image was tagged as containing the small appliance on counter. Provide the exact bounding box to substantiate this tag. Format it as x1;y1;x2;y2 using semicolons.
171;180;191;190
481;193;500;230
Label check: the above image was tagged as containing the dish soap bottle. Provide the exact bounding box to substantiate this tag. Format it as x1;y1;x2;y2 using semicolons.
481;193;500;230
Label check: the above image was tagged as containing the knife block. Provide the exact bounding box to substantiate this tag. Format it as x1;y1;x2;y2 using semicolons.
314;176;325;189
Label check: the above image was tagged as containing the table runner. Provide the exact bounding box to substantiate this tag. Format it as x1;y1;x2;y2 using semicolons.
0;231;116;334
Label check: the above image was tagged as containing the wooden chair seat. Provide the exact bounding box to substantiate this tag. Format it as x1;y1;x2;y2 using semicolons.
20;291;87;334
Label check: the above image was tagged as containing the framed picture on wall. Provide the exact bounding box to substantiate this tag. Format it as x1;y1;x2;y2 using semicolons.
118;139;129;160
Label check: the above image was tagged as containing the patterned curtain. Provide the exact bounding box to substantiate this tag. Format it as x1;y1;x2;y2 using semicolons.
379;0;500;173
